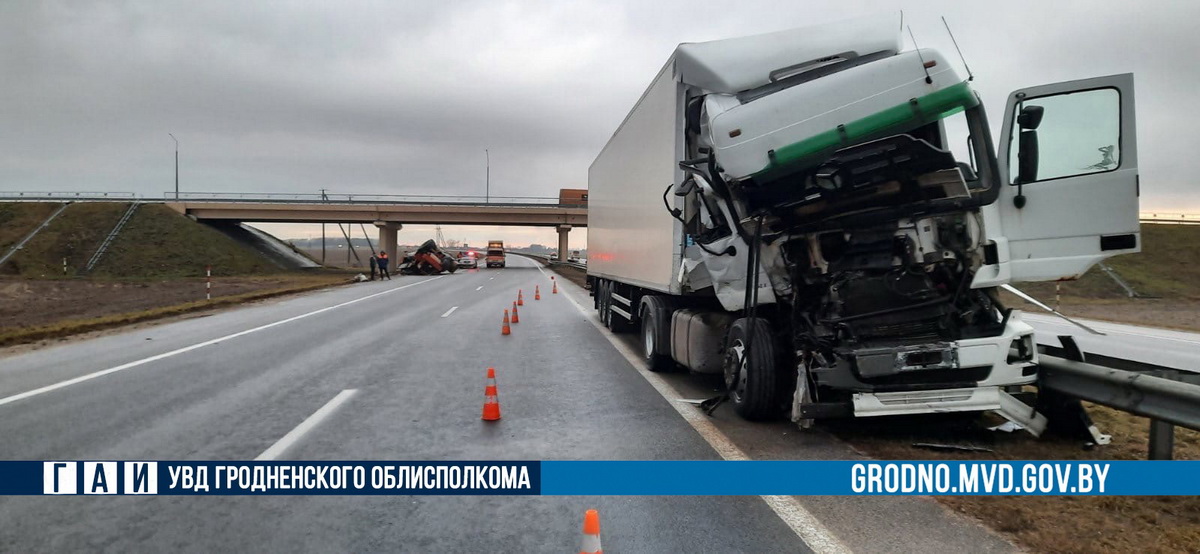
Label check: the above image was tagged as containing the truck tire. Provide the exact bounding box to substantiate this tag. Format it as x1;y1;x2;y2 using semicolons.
723;317;783;421
640;297;675;372
597;280;612;328
606;283;635;334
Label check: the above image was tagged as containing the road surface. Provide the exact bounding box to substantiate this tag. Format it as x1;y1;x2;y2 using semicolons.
0;256;1013;552
1025;313;1200;372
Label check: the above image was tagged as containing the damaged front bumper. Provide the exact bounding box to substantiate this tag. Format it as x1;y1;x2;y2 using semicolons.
799;386;1046;436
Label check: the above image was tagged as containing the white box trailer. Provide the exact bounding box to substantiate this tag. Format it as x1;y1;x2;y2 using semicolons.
587;13;1140;428
588;61;684;294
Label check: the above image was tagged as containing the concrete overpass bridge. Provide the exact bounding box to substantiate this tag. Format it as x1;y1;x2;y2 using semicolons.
162;191;587;261
1;189;589;260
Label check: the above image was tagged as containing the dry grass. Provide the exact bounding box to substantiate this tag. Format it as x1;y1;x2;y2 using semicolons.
0;202;62;251
0;275;349;347
837;405;1200;553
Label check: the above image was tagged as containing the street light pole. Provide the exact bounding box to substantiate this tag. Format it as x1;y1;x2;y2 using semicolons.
485;149;490;203
168;133;179;199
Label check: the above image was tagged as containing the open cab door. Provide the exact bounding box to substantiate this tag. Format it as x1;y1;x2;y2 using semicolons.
974;74;1139;286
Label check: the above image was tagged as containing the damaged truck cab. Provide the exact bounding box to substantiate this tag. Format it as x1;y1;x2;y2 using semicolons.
587;14;1140;429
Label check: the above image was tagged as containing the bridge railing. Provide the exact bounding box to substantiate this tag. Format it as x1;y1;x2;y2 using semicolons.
0;191;140;201
161;191;585;207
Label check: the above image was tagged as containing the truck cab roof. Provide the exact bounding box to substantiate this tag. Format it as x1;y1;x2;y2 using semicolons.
674;12;901;94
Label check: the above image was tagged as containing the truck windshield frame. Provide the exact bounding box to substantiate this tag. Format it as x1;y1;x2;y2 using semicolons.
764;100;1002;235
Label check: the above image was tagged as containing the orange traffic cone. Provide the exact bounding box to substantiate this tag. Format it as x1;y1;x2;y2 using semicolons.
535;285;541;300
501;309;511;335
579;509;601;554
482;367;501;421
518;289;524;306
511;302;520;323
552;281;558;294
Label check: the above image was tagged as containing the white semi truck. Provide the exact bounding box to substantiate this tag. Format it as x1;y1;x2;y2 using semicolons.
587;14;1140;428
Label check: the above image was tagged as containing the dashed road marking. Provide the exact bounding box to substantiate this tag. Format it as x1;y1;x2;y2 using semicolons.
256;389;357;461
441;306;458;318
476;286;484;291
0;277;443;408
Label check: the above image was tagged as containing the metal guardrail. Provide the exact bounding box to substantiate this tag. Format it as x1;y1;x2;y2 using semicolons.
1038;342;1200;459
1140;212;1200;224
517;252;587;271
0;191;139;201
161;191;584;208
2;191;588;208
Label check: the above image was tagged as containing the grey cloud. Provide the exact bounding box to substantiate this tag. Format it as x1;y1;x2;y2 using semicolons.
0;0;1196;214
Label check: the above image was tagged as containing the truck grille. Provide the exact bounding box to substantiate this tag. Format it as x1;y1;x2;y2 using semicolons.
858;319;942;341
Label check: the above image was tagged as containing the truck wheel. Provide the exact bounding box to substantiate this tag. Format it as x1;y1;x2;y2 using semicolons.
723;318;782;421
606;284;634;334
640;297;674;372
597;281;611;327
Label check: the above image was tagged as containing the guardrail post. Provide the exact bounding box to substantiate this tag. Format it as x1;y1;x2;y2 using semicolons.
1148;369;1180;460
1149;419;1175;460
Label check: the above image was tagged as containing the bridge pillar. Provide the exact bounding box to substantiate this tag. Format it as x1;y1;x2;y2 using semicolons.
556;225;571;262
375;221;401;259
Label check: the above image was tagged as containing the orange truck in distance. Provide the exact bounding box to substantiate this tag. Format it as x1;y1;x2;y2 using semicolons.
485;240;506;268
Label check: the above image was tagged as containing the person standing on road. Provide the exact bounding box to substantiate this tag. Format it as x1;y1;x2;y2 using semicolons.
378;251;391;280
368;255;378;280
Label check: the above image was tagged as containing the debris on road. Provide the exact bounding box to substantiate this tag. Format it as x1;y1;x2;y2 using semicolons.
988;421;1025;433
912;443;994;454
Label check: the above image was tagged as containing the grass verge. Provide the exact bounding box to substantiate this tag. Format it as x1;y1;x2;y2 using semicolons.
0;275;349;347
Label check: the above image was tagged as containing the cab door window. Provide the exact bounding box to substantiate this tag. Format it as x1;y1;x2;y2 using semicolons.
1007;88;1121;184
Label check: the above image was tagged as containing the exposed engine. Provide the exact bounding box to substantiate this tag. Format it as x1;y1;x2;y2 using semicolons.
782;213;1005;389
683;128;1010;393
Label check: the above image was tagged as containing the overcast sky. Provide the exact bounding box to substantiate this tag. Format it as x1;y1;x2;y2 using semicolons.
1;0;1196;247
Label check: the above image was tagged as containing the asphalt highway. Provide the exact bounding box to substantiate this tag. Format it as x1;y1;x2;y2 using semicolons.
0;256;1015;553
1024;313;1200;372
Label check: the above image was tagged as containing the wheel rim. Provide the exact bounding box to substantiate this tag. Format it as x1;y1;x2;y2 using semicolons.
599;284;610;325
724;340;747;403
642;313;655;360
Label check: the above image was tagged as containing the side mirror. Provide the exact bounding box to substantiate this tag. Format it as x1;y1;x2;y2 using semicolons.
1013;105;1043;209
1017;130;1039;184
1017;105;1044;130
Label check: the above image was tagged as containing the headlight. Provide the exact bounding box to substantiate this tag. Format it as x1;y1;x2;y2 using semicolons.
1006;334;1035;364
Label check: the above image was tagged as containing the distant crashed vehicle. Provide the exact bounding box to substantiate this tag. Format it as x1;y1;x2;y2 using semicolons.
399;240;458;275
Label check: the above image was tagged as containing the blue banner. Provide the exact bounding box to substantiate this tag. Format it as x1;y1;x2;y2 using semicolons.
5;460;1200;496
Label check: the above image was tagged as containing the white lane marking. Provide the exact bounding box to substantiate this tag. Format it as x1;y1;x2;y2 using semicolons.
543;265;850;554
489;277;495;280
0;277;443;408
1025;314;1200;345
441;306;458;318
476;286;484;291
256;389;357;461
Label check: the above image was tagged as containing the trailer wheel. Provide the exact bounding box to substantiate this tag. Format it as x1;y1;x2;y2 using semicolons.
723;318;782;421
597;280;611;327
640;297;674;372
606;283;634;334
